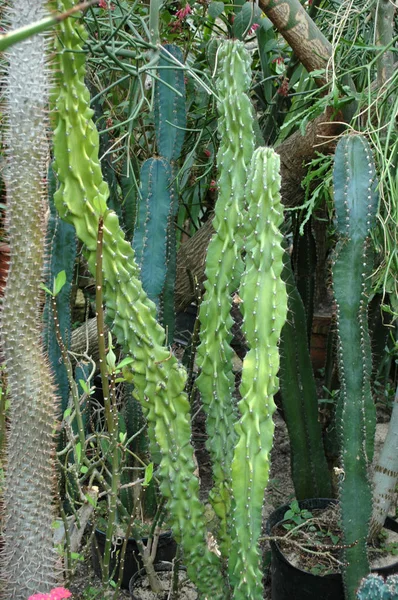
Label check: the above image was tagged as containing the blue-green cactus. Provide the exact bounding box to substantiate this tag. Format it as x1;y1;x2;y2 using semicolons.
133;157;175;310
154;44;187;162
43;163;77;416
357;574;398;600
279;252;331;500
332;134;379;600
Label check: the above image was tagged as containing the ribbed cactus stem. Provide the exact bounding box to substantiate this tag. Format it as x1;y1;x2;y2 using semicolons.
0;2;59;598
332;134;379;600
195;40;255;550
357;574;398;600
229;148;287;599
52;3;226;598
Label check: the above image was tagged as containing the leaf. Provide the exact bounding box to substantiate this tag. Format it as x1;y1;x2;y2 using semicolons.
54;270;66;296
85;493;98;508
232;2;262;40
80;465;88;474
106;332;117;372
208;1;224;19
143;462;154;487
39;283;53;296
116;356;134;370
78;379;91;395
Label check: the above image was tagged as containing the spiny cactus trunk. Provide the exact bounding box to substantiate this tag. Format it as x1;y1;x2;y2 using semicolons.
0;2;59;598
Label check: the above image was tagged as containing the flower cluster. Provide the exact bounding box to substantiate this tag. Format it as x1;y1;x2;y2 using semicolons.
98;0;115;9
28;588;72;600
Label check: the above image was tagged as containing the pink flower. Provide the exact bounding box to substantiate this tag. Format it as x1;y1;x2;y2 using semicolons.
249;23;260;33
209;180;218;192
175;3;192;20
49;589;72;600
204;149;211;157
272;56;284;65
28;588;71;600
98;0;115;9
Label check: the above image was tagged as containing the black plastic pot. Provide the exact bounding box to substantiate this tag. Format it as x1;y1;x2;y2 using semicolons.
92;528;177;589
129;561;187;600
266;498;398;600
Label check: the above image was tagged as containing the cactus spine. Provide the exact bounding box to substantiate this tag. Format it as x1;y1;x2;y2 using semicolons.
0;2;59;597
52;3;226;598
332;135;379;600
229;147;287;598
357;574;398;600
195;41;255;551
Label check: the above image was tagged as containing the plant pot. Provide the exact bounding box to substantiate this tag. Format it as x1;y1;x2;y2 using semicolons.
129;562;196;600
266;498;398;600
92;528;177;589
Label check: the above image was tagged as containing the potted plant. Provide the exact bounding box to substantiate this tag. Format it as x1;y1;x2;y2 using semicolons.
267;134;398;600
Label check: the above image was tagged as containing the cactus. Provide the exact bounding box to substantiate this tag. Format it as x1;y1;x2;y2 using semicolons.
0;2;59;597
43;163;77;415
279;252;332;500
154;44;187;162
357;574;398;600
52;3;226;597
332;134;379;600
195;40;255;552
133;157;175;310
52;6;287;597
229;147;287;598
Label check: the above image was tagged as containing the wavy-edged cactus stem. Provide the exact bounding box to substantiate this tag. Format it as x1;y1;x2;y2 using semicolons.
0;2;60;598
195;39;255;552
357;574;398;600
155;44;187;163
332;134;379;600
279;252;332;500
52;2;227;598
229;148;287;599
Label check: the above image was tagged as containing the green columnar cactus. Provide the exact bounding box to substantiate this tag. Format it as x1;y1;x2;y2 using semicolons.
332;134;379;600
279;253;332;500
195;40;255;551
43;164;77;415
52;3;226;598
357;574;398;600
154;44;187;162
133;157;175;308
0;2;59;598
229;147;287;599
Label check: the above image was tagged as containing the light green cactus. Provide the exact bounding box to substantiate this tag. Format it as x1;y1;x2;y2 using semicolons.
51;5;287;598
195;40;255;552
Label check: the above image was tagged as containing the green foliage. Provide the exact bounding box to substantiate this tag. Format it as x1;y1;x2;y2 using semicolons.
332;134;379;600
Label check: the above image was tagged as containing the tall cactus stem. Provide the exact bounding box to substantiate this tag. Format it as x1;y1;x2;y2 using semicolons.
279;252;332;500
52;3;226;597
229;148;287;599
332;134;379;600
195;40;255;551
0;2;60;597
